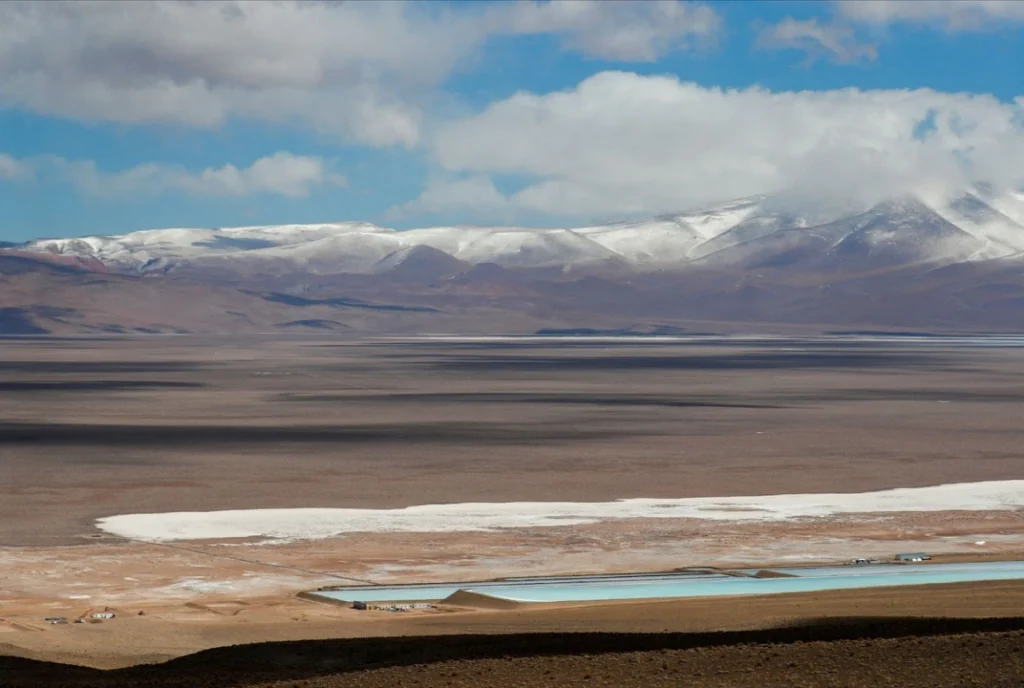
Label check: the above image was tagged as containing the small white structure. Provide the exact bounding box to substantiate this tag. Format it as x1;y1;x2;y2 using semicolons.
90;611;115;620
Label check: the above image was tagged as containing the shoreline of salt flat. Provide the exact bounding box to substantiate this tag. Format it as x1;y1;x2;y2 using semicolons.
94;480;1024;544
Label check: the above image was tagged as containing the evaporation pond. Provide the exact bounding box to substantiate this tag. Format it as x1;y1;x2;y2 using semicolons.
309;561;1024;604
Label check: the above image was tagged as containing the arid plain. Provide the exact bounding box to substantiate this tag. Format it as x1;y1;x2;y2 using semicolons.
2;334;1024;680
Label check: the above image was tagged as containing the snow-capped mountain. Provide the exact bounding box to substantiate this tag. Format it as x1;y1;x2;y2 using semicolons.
19;189;1024;278
693;195;1009;271
9;187;1024;336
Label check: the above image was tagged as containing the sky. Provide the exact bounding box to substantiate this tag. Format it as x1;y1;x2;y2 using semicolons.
0;0;1022;242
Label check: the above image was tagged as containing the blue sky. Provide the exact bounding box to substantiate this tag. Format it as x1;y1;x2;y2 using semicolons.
0;0;1022;242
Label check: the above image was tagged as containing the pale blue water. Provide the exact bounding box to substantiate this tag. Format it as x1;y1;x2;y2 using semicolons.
760;560;1024;578
311;560;1024;604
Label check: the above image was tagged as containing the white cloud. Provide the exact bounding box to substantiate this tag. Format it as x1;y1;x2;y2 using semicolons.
423;71;1024;219
0;1;457;147
391;175;513;221
0;153;30;181
756;18;877;64
507;0;720;61
4;151;345;198
836;0;1024;30
0;1;719;147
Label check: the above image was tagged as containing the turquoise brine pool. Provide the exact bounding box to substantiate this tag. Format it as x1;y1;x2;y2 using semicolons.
309;560;1024;604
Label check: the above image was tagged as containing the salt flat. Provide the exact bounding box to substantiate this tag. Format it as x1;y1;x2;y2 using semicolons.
2;335;1024;669
96;480;1024;542
5;335;1024;546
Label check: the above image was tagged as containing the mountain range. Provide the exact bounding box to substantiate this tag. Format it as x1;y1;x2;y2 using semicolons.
5;188;1024;335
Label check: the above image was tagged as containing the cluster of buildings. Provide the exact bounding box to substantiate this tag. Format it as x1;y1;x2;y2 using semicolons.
44;608;117;625
351;601;434;612
851;552;932;565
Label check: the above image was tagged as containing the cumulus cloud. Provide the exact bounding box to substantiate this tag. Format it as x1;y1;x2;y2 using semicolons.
0;1;459;147
0;1;719;147
837;0;1024;30
4;151;345;198
507;0;719;61
420;72;1024;219
756;18;877;64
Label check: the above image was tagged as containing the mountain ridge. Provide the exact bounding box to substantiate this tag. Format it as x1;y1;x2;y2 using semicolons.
5;189;1024;335
17;190;1024;279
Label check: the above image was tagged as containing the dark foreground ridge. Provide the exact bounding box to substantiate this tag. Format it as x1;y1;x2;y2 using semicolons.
4;617;1024;687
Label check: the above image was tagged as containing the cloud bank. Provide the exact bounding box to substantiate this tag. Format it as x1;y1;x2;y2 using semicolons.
0;1;719;148
759;1;1024;72
411;72;1024;219
2;1;1021;222
1;151;344;199
836;0;1024;30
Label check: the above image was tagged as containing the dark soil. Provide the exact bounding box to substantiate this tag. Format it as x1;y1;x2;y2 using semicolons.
4;617;1024;688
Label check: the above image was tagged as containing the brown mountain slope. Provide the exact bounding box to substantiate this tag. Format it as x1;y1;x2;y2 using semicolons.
0;255;635;335
0;256;375;335
7;247;1024;334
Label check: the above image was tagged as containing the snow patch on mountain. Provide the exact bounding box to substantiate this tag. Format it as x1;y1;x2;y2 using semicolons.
406;227;619;269
576;218;707;265
931;195;1024;260
987;191;1024;230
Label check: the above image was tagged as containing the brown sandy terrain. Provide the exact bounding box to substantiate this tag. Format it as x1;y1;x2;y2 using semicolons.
1;336;1023;676
2;514;1023;666
2;580;1024;668
3;336;1024;546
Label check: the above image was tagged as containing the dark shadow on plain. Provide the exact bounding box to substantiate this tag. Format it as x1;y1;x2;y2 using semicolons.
333;338;950;352
0;421;640;447
0;362;203;373
1;616;1022;688
0;381;204;392
283;392;781;409
780;389;1024;404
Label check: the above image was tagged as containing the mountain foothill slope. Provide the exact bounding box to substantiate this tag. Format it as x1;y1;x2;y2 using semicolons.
5;189;1024;334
